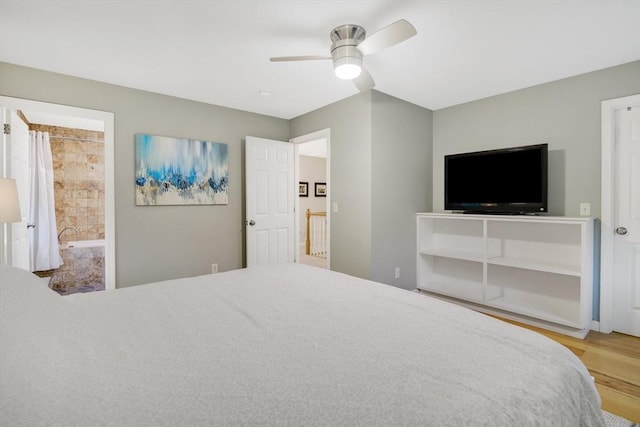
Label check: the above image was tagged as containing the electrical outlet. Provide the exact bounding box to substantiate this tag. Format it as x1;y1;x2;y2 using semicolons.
579;203;591;216
211;263;218;274
394;267;400;279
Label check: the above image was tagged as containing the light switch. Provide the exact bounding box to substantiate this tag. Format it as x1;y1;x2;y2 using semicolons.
332;202;338;213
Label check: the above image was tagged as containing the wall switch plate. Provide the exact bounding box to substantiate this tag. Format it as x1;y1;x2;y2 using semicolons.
211;263;218;274
394;267;400;279
579;203;591;216
332;202;338;213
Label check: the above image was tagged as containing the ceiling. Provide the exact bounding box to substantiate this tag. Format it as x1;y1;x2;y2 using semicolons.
1;1;639;120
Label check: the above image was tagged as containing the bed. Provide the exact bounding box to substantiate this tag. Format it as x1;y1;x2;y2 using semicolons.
0;263;605;426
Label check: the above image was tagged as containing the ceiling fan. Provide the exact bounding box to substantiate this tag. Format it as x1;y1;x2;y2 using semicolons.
270;19;417;92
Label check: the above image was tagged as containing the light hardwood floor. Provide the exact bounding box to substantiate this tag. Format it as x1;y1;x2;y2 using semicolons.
496;317;640;423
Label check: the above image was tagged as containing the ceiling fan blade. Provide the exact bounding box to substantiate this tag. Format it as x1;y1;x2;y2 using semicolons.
270;55;332;62
356;19;417;56
353;67;375;92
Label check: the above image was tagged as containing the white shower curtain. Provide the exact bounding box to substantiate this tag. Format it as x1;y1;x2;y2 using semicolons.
29;130;62;271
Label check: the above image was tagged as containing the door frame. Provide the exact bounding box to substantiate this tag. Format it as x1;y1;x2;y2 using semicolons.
290;128;331;269
0;96;116;290
600;93;640;333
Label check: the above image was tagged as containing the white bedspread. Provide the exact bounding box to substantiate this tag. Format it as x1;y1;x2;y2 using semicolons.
0;264;605;426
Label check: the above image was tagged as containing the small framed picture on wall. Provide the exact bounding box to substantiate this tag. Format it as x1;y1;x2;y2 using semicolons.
315;182;327;197
299;182;309;197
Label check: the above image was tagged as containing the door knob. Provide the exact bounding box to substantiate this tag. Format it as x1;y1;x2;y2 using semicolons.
615;226;628;235
248;220;256;226
27;223;36;229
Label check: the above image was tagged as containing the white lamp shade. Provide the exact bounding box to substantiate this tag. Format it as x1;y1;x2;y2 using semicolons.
0;178;22;223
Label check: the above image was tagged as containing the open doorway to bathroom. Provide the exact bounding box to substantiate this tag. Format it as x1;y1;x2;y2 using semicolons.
291;129;330;269
0;96;115;293
26;113;105;294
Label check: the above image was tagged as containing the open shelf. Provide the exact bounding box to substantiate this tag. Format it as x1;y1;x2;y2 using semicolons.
486;293;582;328
486;256;581;276
417;254;483;302
417;215;484;259
420;248;484;263
486;219;582;272
486;264;582;328
416;213;594;337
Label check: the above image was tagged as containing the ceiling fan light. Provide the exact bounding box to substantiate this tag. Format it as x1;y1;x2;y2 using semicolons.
334;57;362;80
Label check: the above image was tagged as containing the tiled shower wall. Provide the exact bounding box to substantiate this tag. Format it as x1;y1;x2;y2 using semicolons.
28;124;105;242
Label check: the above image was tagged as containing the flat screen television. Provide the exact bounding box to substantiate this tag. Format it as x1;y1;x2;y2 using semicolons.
444;143;548;214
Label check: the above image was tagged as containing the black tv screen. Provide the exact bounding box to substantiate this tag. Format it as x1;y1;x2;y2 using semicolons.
444;143;548;214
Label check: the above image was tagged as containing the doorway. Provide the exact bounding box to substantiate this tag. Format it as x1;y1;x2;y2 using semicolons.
291;129;330;269
0;96;115;291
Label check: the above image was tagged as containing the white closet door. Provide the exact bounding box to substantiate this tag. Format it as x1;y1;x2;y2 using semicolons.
612;105;640;337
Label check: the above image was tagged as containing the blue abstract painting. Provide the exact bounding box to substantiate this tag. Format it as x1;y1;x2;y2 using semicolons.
135;134;228;206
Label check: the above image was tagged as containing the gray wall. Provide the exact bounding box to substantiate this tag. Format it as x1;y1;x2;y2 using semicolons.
0;62;289;287
433;60;640;217
371;91;432;289
290;92;373;279
290;91;433;286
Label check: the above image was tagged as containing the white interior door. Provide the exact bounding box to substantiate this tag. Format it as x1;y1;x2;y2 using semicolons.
245;136;294;267
612;104;640;336
1;109;30;269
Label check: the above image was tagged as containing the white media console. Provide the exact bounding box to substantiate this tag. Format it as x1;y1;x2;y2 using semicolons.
416;213;595;338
